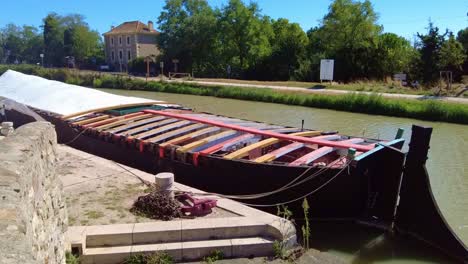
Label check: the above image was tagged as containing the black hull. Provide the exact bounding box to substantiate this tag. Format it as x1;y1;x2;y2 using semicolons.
6;109;407;222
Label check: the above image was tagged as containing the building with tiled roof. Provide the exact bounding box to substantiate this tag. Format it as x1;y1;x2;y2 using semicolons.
103;21;160;71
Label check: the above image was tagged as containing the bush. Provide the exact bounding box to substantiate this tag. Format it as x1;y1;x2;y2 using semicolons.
124;252;174;264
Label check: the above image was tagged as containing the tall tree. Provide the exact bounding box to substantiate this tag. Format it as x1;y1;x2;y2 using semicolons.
268;18;308;80
0;24;43;64
439;33;466;72
314;0;382;81
218;0;271;75
43;13;64;66
456;28;468;52
157;0;219;74
457;28;468;74
375;33;416;78
415;22;448;84
69;25;102;66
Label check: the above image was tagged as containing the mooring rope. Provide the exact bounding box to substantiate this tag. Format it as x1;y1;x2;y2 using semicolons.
236;161;352;207
182;157;351;203
62;127;90;145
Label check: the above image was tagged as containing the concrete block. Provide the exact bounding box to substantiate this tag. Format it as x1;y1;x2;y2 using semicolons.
83;245;132;264
132;221;182;244
86;224;134;247
181;239;233;261
231;237;274;258
181;217;267;242
132;242;183;261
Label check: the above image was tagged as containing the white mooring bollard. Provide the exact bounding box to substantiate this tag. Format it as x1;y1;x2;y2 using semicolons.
1;122;14;136
155;172;174;199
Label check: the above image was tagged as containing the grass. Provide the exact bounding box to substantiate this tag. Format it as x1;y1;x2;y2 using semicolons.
1;65;467;124
84;210;104;219
197;77;435;95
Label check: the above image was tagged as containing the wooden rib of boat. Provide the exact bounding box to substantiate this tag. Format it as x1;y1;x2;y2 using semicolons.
118;118;177;136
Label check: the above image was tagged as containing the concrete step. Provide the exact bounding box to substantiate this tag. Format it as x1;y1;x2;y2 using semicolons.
82;237;275;264
86;218;271;248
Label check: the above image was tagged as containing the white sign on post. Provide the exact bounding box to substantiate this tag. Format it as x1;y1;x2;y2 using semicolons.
320;59;334;82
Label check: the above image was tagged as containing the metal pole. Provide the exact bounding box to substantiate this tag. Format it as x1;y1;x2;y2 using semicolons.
146;60;149;82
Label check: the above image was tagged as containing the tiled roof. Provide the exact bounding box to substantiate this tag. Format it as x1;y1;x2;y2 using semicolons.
103;21;158;35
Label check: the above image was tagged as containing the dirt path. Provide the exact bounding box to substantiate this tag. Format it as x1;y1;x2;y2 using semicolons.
166;79;468;104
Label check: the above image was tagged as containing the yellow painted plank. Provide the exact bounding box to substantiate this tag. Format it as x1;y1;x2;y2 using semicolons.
224;130;321;160
96;114;153;131
72;115;109;126
254;153;276;163
177;130;237;153
159;127;220;147
62;102;163;120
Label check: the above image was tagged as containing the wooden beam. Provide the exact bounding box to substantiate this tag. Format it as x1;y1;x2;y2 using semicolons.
289;138;365;166
143;110;374;152
224;131;321;160
62;102;164;120
145;123;207;143
72;115;109;126
254;142;305;163
95;114;153;131
105;116;167;134
159;127;221;147
131;121;192;140
83;112;144;128
176;130;238;153
199;134;259;155
118;118;177;136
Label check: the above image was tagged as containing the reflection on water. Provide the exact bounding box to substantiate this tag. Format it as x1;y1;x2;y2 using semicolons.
99;89;467;263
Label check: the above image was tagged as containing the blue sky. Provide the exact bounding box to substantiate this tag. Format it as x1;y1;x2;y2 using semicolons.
0;0;467;41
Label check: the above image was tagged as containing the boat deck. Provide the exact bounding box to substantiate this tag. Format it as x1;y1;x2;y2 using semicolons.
66;108;382;169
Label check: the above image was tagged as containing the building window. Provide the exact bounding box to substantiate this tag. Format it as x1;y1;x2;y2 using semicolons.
119;50;123;61
111;51;115;61
111;37;114;45
127;50;131;61
119;36;122;45
127;36;130;45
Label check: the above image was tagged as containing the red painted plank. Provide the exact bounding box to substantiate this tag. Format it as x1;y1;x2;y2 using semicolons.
143;110;374;152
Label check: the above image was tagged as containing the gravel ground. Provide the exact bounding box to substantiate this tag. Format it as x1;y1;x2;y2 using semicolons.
57;145;237;226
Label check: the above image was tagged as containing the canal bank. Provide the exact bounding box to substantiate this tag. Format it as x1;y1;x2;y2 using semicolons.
99;88;468;264
1;67;467;124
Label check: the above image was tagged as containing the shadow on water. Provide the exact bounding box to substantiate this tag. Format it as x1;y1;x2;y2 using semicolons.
301;221;457;264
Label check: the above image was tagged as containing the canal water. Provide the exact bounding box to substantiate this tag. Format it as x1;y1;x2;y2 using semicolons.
100;89;467;263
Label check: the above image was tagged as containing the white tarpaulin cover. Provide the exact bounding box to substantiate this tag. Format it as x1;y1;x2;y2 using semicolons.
0;70;161;115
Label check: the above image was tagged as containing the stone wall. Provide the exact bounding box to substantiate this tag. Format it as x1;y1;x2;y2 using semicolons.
0;122;68;264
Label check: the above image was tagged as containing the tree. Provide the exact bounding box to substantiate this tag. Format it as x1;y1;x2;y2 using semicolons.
313;0;382;81
69;25;102;67
439;34;466;71
375;33;416;79
267;18;308;80
415;22;447;84
457;28;468;74
456;28;468;52
0;24;43;64
218;0;272;75
157;0;219;74
43;13;64;66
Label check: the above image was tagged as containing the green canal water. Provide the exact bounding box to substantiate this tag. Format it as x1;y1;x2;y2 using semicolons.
100;89;467;264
